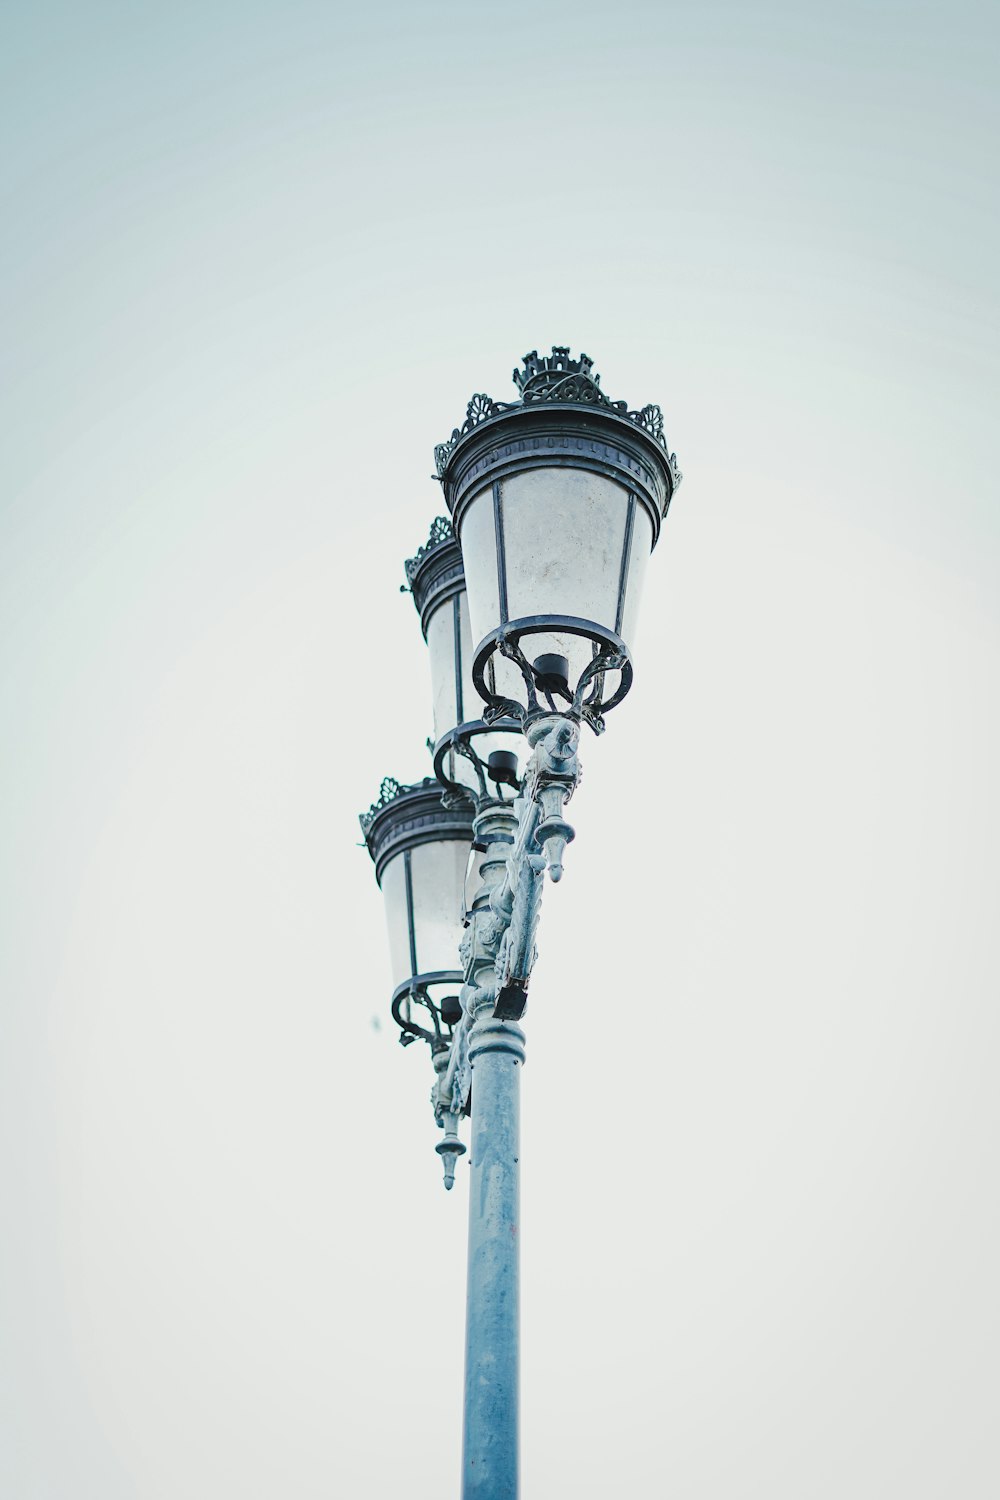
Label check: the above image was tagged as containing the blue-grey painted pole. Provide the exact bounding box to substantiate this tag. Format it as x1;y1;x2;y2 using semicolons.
463;1007;524;1498
462;802;524;1499
458;725;579;1497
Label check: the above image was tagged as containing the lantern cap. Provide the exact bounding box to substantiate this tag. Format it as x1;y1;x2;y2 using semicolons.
433;345;682;498
403;515;453;587
403;516;464;637
359;775;476;885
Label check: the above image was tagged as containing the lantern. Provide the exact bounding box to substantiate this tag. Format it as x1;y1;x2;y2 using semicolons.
434;348;681;731
359;776;475;1046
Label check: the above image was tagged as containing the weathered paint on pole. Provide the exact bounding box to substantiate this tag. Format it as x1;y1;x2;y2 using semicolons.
457;801;524;1498
456;728;582;1497
462;1004;524;1499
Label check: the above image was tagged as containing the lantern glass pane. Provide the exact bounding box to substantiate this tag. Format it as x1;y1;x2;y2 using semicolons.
409;838;470;974
618;503;654;658
439;742;476;796
459;466;650;714
482;645;537;710
457;591;476;722
460;487;501;650
426;601;459;745
379;853;414;992
501;469;629;629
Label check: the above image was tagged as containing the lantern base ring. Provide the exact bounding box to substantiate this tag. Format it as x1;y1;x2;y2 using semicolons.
391;971;465;1047
432;718;523;804
471;615;633;734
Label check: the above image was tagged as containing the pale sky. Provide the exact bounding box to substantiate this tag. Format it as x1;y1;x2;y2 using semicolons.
2;3;998;1496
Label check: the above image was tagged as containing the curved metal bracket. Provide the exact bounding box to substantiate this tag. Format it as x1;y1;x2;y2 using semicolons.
390;972;464;1047
472;617;633;732
423;715;584;1187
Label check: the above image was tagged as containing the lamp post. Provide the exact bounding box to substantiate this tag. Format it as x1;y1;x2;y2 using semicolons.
360;348;681;1499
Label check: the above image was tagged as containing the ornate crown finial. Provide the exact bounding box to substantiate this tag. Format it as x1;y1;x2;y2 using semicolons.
512;347;599;398
434;347;681;486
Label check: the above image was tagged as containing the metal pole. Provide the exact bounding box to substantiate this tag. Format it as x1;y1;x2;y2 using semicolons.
441;723;580;1497
463;1002;524;1497
462;803;523;1499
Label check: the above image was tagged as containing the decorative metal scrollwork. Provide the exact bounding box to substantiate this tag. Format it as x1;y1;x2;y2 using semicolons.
572;648;627;719
514;347;625;415
433;437;458;477
358;775;404;835
392;981;468;1056
441;786;476;812
429;710;586;1179
483;698;526;728
435;347;682;480
494;851;545;1017
404;515;454;585
513;346;597;395
450;736;488;801
465;392;498;425
434;392;517;477
628;403;664;443
497;631;542;718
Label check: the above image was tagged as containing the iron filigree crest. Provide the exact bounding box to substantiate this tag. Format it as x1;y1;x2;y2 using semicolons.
403;515;455;588
433;390;517;478
358;775;405;836
434;346;682;486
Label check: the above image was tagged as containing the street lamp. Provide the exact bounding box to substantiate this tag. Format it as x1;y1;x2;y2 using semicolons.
359;347;681;1499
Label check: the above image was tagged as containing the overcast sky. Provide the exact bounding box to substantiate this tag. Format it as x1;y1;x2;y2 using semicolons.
2;2;998;1496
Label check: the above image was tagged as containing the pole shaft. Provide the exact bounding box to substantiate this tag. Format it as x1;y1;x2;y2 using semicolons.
462;1014;523;1499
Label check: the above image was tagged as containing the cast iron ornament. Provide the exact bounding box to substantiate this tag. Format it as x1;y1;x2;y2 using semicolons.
433;345;683;494
358;775;404;837
403;514;454;589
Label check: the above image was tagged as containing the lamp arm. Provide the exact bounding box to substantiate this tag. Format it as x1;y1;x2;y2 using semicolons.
429;712;583;1186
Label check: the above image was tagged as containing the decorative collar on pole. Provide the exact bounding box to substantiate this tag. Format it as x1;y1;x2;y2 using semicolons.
433;345;683;495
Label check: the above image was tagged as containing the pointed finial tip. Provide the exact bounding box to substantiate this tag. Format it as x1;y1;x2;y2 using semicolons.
436;1131;466;1190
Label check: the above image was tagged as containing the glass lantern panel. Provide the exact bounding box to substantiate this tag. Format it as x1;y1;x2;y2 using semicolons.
481;644;537;711
457;590;477;723
429;586;531;742
426;599;460;745
460;486;502;651
500;469;629;631
379;852;414;992
409;838;471;975
618;503;654;661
